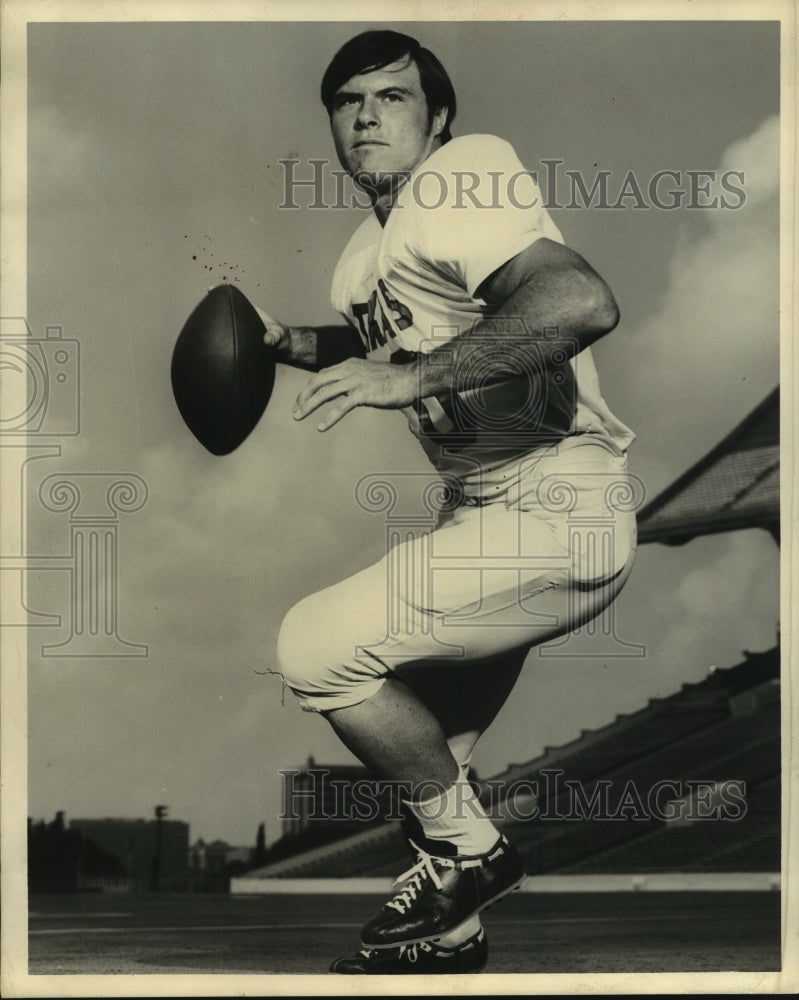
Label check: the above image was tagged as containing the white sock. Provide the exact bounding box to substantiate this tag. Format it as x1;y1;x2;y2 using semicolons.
408;763;489;947
406;768;500;858
446;734;475;775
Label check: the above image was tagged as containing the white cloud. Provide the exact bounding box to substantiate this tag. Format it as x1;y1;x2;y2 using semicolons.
717;116;780;209
631;115;780;497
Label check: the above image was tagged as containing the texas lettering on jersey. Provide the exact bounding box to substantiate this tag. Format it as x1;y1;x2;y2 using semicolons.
349;281;465;442
351;279;413;352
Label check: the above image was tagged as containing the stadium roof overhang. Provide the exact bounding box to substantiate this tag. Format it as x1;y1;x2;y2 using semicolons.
637;388;780;546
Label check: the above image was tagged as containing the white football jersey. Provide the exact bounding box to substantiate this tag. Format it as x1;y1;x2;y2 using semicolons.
330;134;635;499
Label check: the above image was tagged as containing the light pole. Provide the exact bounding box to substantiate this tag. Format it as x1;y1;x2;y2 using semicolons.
150;804;168;891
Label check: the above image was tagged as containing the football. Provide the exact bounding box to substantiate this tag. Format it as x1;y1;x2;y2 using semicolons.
171;285;275;455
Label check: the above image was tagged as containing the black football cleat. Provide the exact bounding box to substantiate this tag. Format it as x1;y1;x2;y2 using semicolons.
330;927;488;974
361;835;525;949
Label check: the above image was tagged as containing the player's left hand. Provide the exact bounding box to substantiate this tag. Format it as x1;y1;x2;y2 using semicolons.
293;358;419;431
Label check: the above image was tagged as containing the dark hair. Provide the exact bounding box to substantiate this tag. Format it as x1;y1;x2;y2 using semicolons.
321;30;457;143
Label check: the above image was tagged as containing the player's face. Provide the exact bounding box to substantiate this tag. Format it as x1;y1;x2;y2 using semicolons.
330;59;446;188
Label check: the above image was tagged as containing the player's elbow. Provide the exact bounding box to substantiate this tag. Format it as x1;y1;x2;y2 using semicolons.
548;255;620;343
584;280;620;336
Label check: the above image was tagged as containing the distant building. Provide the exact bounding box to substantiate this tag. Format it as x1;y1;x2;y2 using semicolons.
28;812;128;893
281;756;396;840
191;837;252;872
190;837;228;876
69;817;189;891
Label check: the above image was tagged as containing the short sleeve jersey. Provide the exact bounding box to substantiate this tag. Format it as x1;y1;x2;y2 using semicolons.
330;134;635;499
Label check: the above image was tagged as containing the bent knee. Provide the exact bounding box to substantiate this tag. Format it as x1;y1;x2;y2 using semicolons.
276;595;321;692
275;591;388;710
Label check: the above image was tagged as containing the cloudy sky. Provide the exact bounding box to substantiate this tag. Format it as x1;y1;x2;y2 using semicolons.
11;11;782;849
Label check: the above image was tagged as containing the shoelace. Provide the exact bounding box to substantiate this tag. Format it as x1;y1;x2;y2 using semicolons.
384;844;444;914
399;941;434;963
382;837;505;916
356;941;434;963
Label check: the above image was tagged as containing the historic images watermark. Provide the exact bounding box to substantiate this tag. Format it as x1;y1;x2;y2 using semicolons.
279;768;748;825
278;158;748;212
0;316;148;657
